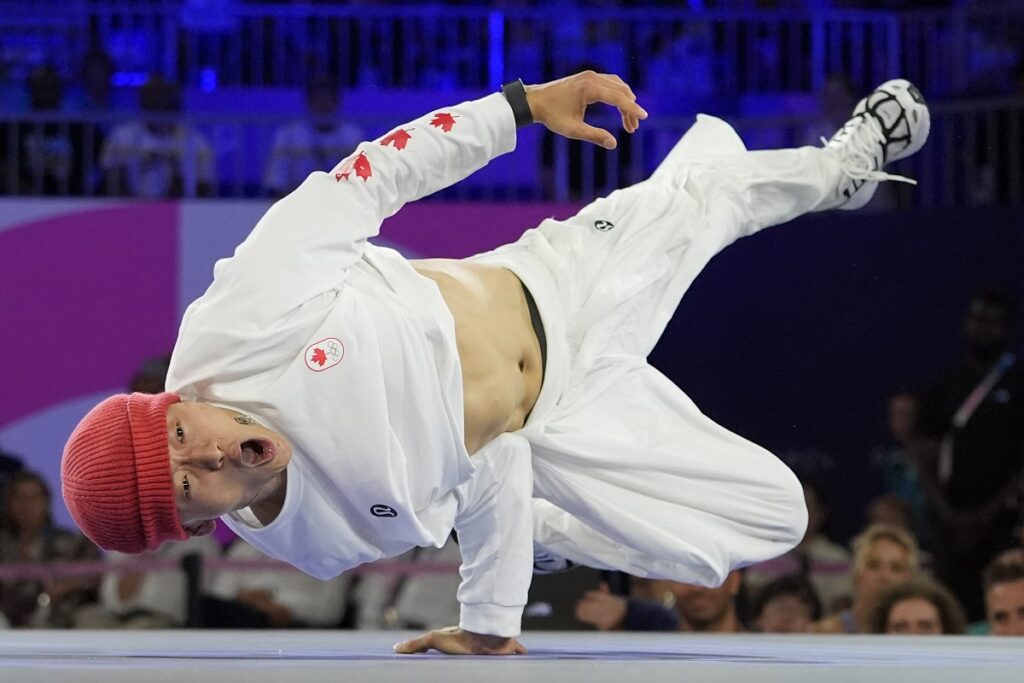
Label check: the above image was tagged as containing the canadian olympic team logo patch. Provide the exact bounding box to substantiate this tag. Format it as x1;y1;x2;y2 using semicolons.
304;337;345;372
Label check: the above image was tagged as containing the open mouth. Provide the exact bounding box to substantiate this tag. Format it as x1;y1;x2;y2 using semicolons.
239;439;275;467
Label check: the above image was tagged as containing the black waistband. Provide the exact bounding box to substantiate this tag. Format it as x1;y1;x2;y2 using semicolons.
522;281;546;386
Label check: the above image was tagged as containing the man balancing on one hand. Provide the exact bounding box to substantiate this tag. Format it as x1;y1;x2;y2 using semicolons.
62;69;930;654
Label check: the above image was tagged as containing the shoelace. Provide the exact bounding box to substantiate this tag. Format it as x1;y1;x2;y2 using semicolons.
822;114;917;186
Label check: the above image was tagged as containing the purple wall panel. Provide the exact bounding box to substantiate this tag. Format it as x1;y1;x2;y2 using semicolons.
0;203;180;428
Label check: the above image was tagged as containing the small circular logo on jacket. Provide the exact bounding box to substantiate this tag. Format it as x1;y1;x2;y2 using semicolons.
593;219;615;231
370;504;398;518
305;337;345;372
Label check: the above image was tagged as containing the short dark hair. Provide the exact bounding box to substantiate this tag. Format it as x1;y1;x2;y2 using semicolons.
752;574;823;621
982;548;1024;595
868;576;967;634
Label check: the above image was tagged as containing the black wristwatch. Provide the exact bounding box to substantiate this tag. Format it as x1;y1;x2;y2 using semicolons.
501;78;534;128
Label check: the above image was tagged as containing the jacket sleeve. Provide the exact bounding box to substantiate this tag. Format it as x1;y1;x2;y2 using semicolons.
184;92;517;332
452;432;534;638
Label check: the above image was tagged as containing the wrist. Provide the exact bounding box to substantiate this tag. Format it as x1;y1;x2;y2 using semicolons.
501;79;534;128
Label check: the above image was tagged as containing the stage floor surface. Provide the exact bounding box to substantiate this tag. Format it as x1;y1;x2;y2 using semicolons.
1;630;1020;682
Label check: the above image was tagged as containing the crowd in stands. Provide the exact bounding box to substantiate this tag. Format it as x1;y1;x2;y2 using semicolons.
0;286;1021;635
0;29;1022;202
0;55;365;199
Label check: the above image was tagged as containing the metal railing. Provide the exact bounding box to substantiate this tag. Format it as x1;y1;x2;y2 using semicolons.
0;2;1022;95
1;98;1021;206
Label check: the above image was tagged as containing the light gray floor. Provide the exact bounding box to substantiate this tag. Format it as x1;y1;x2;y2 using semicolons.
1;630;1020;683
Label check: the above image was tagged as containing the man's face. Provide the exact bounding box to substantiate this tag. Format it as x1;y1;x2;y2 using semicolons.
886;597;942;635
987;578;1024;636
670;572;739;631
166;402;292;529
8;480;49;531
855;538;913;603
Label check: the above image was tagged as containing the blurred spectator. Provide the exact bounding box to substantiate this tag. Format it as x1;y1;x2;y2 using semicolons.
575;571;746;633
208;538;350;628
350;538;461;630
263;73;363;198
16;65;84;196
869;391;928;538
68;48;117;195
751;575;822;634
869;576;967;635
0;470;100;628
983;548;1024;636
913;289;1023;621
73;49;116;113
662;571;746;633
746;480;853;615
101;74;216;198
77;534;221;628
814;523;919;633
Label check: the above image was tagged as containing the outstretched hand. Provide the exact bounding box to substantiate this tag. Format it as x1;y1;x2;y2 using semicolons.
526;71;648;150
393;626;527;655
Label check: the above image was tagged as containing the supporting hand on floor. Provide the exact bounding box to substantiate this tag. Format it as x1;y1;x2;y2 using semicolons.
393;626;527;655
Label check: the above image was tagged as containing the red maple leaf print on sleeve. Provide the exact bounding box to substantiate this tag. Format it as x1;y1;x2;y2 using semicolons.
335;151;372;182
430;112;457;132
353;152;372;180
311;348;328;367
380;128;412;150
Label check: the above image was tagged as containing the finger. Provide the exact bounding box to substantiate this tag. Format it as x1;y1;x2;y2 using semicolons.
569;121;616;150
619;109;637;134
513;640;528;655
393;635;431;654
585;82;647;122
599;73;637;101
601;74;647;129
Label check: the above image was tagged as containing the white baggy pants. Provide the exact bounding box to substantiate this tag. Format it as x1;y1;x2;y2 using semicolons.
471;115;845;588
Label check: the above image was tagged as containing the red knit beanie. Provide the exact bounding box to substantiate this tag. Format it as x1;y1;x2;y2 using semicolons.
62;392;188;553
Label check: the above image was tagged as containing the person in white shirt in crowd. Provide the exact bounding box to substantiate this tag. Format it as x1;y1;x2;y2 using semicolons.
101;74;217;198
209;537;350;628
63;70;930;655
263;72;364;198
74;534;219;628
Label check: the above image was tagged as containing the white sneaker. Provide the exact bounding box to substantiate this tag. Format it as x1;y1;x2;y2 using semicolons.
825;78;931;210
